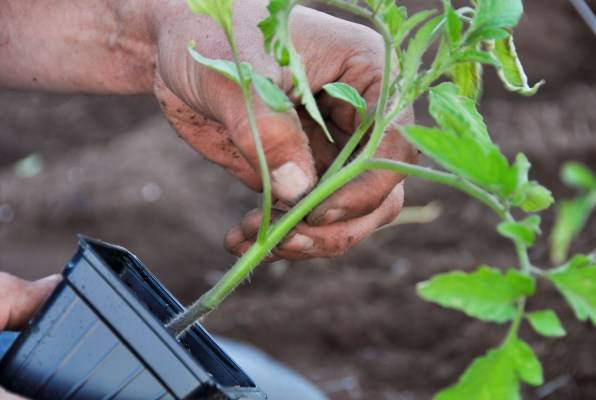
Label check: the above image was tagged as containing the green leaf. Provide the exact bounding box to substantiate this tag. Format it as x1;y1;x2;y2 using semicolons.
448;62;483;102
434;339;542;400
394;10;437;47
550;195;596;264
188;42;245;85
323;83;367;120
258;0;332;141
548;255;596;324
382;3;407;39
513;182;554;212
429;83;489;142
417;266;535;323
507;338;544;386
526;310;567;338
444;3;462;49
401;15;443;91
497;218;538;247
187;0;234;34
403;125;517;197
258;0;291;65
455;49;499;66
466;0;524;45
252;73;292;112
561;162;596;190
435;346;519;400
490;36;545;96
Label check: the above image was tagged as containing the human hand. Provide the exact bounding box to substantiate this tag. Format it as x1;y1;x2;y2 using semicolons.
153;0;416;260
0;273;61;399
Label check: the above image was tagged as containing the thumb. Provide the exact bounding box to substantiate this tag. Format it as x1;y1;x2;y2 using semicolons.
221;96;317;204
0;273;61;331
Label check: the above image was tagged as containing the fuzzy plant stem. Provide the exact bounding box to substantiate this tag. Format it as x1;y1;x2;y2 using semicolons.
228;33;272;244
167;158;505;337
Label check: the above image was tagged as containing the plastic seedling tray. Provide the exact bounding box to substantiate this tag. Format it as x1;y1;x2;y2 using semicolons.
0;237;266;400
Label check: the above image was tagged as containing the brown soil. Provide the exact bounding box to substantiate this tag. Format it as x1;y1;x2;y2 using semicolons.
1;1;595;398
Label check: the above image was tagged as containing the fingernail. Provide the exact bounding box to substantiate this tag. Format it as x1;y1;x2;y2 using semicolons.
282;234;314;252
35;274;62;286
272;162;311;203
320;208;346;225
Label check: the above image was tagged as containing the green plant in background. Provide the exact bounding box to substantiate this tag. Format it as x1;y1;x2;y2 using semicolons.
166;0;596;398
550;162;596;264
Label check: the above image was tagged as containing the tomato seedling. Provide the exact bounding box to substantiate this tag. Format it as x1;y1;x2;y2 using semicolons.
167;1;596;398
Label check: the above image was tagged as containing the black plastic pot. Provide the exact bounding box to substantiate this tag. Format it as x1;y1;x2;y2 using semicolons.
0;237;266;400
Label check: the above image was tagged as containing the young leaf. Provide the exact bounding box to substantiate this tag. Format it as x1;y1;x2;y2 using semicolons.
417;266;535;323
394;10;437;47
401;15;443;93
429;83;489;142
561;162;596;190
252;73;293;112
435;338;543;400
188;42;244;85
323;83;367;120
550;195;596;264
448;62;483;102
382;3;407;39
444;3;462;49
258;0;291;65
513;182;554;212
497;219;537;247
490;36;545;96
403;125;518;197
187;0;234;34
526;310;567;338
454;49;499;66
258;0;332;141
547;255;596;324
466;0;524;44
507;338;544;387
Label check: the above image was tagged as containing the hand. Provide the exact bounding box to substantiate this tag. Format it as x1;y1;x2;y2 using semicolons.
0;273;61;399
154;0;416;261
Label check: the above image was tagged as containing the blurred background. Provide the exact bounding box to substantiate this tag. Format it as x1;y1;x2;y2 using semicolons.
0;0;595;398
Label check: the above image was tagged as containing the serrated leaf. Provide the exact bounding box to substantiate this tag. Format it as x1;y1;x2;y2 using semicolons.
435;338;542;400
394;10;437;47
323;83;367;120
187;0;234;33
401;15;443;92
258;0;332;141
550;195;596;264
527;310;566;338
547;255;596;324
497;220;536;247
466;0;524;45
417;266;535;323
403;125;517;197
188;42;244;85
561;162;596;190
252;73;292;112
429;83;489;142
490;36;545;96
